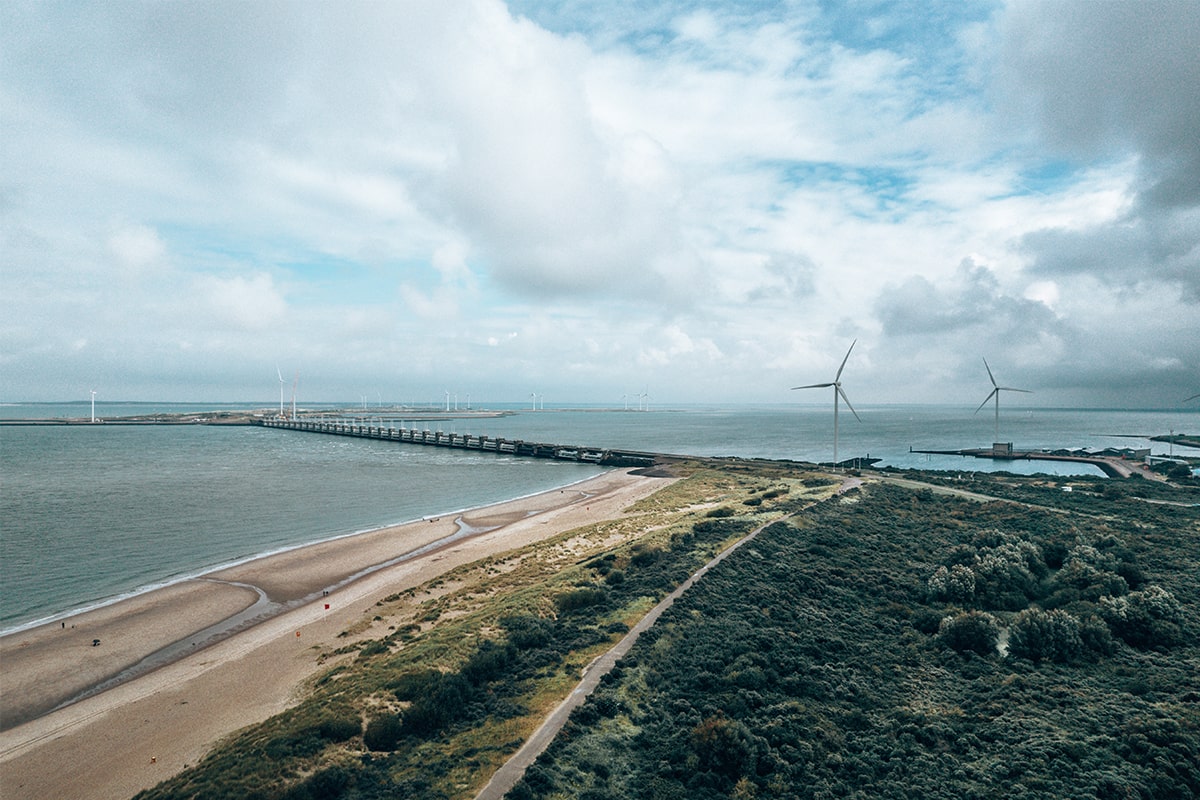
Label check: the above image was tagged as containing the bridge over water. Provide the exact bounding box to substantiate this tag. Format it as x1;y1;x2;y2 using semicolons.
260;417;659;468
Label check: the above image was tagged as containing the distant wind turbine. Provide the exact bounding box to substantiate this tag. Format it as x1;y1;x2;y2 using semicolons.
975;357;1032;441
90;390;97;424
277;367;285;417
792;340;861;467
291;374;299;419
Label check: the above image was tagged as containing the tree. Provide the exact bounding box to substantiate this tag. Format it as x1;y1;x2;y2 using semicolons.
928;564;976;603
1100;585;1184;649
1007;608;1083;663
937;611;1000;656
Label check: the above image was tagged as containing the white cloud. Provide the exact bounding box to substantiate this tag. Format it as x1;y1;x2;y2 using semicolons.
199;273;287;332
0;0;1195;405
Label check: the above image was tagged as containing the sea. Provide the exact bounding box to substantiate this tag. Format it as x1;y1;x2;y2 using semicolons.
2;401;1195;634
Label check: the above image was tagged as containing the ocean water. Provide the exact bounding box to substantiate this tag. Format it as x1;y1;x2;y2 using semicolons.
2;403;1194;633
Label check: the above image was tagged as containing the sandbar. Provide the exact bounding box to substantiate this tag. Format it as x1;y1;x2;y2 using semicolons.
0;468;670;800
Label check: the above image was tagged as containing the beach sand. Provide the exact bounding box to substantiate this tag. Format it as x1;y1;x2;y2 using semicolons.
0;468;670;800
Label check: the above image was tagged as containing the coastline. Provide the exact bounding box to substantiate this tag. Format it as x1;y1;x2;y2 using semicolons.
0;467;671;800
0;469;608;638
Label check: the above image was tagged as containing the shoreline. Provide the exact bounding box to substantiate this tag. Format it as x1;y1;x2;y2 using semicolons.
0;467;672;800
0;470;608;638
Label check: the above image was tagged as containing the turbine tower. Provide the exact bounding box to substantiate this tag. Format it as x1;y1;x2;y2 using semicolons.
975;357;1032;442
90;390;97;424
792;340;861;467
277;367;285;417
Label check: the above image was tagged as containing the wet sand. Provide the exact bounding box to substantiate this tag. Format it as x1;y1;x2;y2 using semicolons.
0;468;669;800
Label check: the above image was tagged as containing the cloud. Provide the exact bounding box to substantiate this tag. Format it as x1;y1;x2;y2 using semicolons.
876;257;1059;344
1;1;1196;406
199;273;287;331
998;1;1200;298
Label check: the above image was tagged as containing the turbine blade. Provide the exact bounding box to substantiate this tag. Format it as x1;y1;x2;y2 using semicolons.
277;366;283;382
983;357;997;388
975;389;998;414
835;339;857;382
998;387;1033;394
838;387;862;422
1185;393;1200;403
792;382;835;390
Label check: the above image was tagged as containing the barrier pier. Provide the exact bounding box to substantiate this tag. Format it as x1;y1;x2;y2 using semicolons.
260;418;657;468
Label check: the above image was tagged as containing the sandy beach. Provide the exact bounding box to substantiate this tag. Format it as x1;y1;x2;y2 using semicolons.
0;468;670;800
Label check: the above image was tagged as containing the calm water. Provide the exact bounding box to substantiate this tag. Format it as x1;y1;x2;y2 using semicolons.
2;402;1194;633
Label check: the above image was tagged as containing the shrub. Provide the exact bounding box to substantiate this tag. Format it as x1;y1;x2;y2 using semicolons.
707;506;737;518
462;640;515;685
1007;608;1083;663
503;615;556;650
317;715;361;742
363;712;403;751
1053;544;1128;600
403;672;475;735
555;587;607;613
927;564;976;603
937;611;1000;656
1100;585;1184;649
971;539;1046;610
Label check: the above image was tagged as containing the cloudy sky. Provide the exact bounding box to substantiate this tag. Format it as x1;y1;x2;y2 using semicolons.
2;0;1197;408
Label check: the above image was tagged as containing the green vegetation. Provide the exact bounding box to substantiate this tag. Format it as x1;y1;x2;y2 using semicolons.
133;464;824;800
511;478;1199;800
131;466;1198;799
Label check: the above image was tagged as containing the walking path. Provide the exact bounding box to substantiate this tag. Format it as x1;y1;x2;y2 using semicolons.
475;476;860;799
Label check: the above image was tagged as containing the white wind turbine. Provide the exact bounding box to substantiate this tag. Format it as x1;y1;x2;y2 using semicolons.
90;390;97;423
792;340;861;467
975;357;1032;441
277;367;285;417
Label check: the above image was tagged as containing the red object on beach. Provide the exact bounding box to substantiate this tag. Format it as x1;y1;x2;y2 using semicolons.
324;603;330;609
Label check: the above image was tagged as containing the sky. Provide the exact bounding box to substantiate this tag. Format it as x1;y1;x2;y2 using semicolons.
2;0;1198;409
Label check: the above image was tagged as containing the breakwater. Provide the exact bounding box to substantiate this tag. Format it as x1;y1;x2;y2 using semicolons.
260;417;659;468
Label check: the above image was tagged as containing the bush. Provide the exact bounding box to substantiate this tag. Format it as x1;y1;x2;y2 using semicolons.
555;587;607;613
462;640;515;685
363;712;403;751
403;672;475;735
937;611;1000;656
1007;608;1083;663
1100;585;1184;649
707;506;737;518
971;539;1046;610
503;615;556;650
317;715;362;742
927;565;976;603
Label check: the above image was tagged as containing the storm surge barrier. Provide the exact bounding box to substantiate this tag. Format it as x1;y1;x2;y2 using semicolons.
259;418;658;467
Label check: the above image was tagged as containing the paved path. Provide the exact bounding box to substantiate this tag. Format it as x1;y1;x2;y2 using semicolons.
474;502;816;800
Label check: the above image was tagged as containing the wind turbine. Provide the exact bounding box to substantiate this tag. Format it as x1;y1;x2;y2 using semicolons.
291;374;299;419
792;340;861;467
975;357;1032;442
276;367;285;417
90;390;97;423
